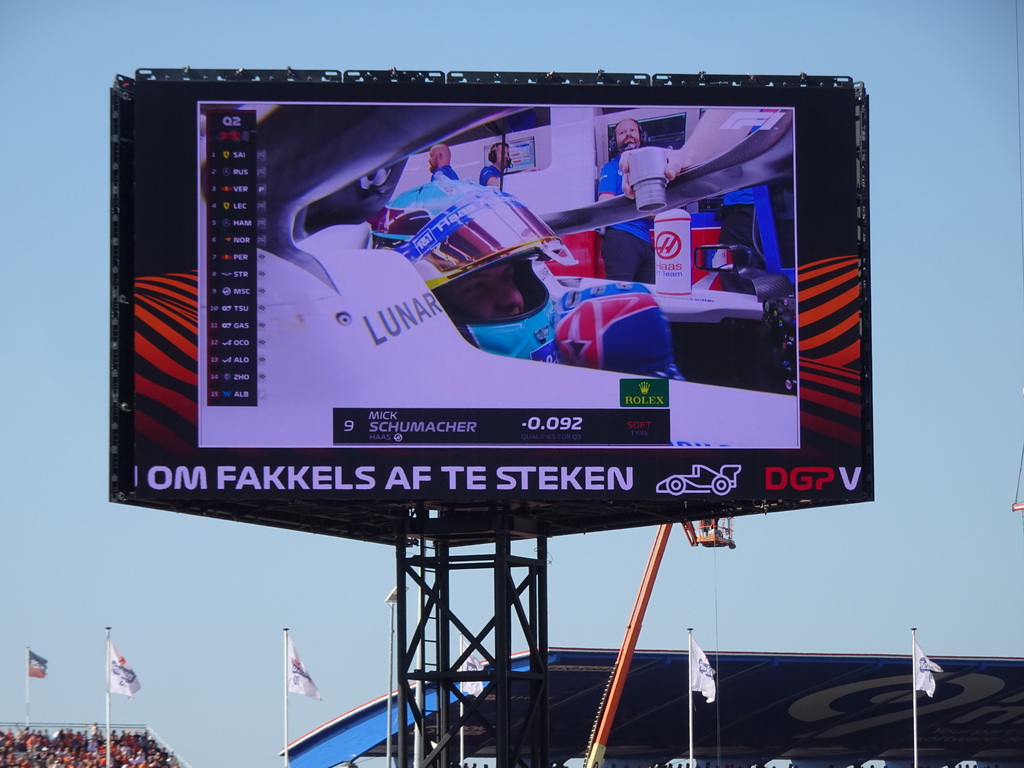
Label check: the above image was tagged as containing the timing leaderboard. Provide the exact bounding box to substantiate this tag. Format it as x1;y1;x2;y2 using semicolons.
333;409;670;446
204;109;260;407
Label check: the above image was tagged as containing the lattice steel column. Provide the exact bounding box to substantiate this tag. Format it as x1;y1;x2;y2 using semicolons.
395;509;549;768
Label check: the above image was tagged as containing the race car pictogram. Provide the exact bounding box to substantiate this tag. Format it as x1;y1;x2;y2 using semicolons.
656;465;741;497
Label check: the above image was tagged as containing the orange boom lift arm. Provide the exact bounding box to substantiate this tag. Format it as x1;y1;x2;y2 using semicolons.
581;518;735;768
581;523;673;768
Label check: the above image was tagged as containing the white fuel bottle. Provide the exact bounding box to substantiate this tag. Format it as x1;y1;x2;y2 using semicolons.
653;209;692;296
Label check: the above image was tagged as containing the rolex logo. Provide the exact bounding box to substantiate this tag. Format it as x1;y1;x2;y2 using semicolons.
620;378;669;408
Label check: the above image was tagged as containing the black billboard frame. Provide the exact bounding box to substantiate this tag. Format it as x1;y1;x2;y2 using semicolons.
110;70;872;548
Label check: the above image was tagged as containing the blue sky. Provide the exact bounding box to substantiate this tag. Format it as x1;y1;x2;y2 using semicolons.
1;1;1023;767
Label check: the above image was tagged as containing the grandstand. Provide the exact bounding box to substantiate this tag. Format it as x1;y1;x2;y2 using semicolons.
288;648;1024;768
0;723;189;767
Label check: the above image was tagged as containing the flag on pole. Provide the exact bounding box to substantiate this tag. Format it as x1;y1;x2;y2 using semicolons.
459;637;485;698
913;639;942;698
287;637;322;700
28;651;47;679
108;641;141;699
689;635;716;703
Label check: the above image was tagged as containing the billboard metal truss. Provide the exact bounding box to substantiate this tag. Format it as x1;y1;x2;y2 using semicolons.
395;514;549;768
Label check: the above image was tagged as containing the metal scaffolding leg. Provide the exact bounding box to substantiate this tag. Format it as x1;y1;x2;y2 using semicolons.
395;510;549;768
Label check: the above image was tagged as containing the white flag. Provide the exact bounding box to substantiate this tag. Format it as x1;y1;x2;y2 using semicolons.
459;637;485;698
689;635;716;703
913;639;942;698
108;641;141;699
287;637;322;700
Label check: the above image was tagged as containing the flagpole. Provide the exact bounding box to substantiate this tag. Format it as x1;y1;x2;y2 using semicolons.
414;572;425;768
911;627;918;768
459;634;466;768
105;627;112;768
459;678;465;765
25;647;30;728
687;628;694;768
386;587;398;768
284;628;291;768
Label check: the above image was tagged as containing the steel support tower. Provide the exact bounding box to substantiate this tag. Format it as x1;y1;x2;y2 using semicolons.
394;509;549;768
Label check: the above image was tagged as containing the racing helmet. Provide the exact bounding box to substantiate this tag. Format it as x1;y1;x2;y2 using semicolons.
374;179;575;360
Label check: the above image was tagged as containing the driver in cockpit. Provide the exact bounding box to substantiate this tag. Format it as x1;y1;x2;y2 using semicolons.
373;178;683;379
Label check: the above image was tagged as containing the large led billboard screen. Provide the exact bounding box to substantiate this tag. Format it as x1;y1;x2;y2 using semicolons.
111;70;871;541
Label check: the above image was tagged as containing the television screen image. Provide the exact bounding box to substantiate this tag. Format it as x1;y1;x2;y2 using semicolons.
197;102;796;450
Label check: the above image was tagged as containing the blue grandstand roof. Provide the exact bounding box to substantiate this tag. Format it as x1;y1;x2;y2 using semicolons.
288;648;1024;768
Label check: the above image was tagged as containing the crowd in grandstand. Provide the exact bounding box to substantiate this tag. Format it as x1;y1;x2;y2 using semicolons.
0;726;179;767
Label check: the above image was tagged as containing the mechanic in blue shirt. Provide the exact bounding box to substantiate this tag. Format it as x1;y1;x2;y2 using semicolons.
597;118;656;283
428;143;459;182
479;142;510;188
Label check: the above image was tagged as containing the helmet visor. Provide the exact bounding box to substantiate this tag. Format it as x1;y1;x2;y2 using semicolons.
393;186;564;285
